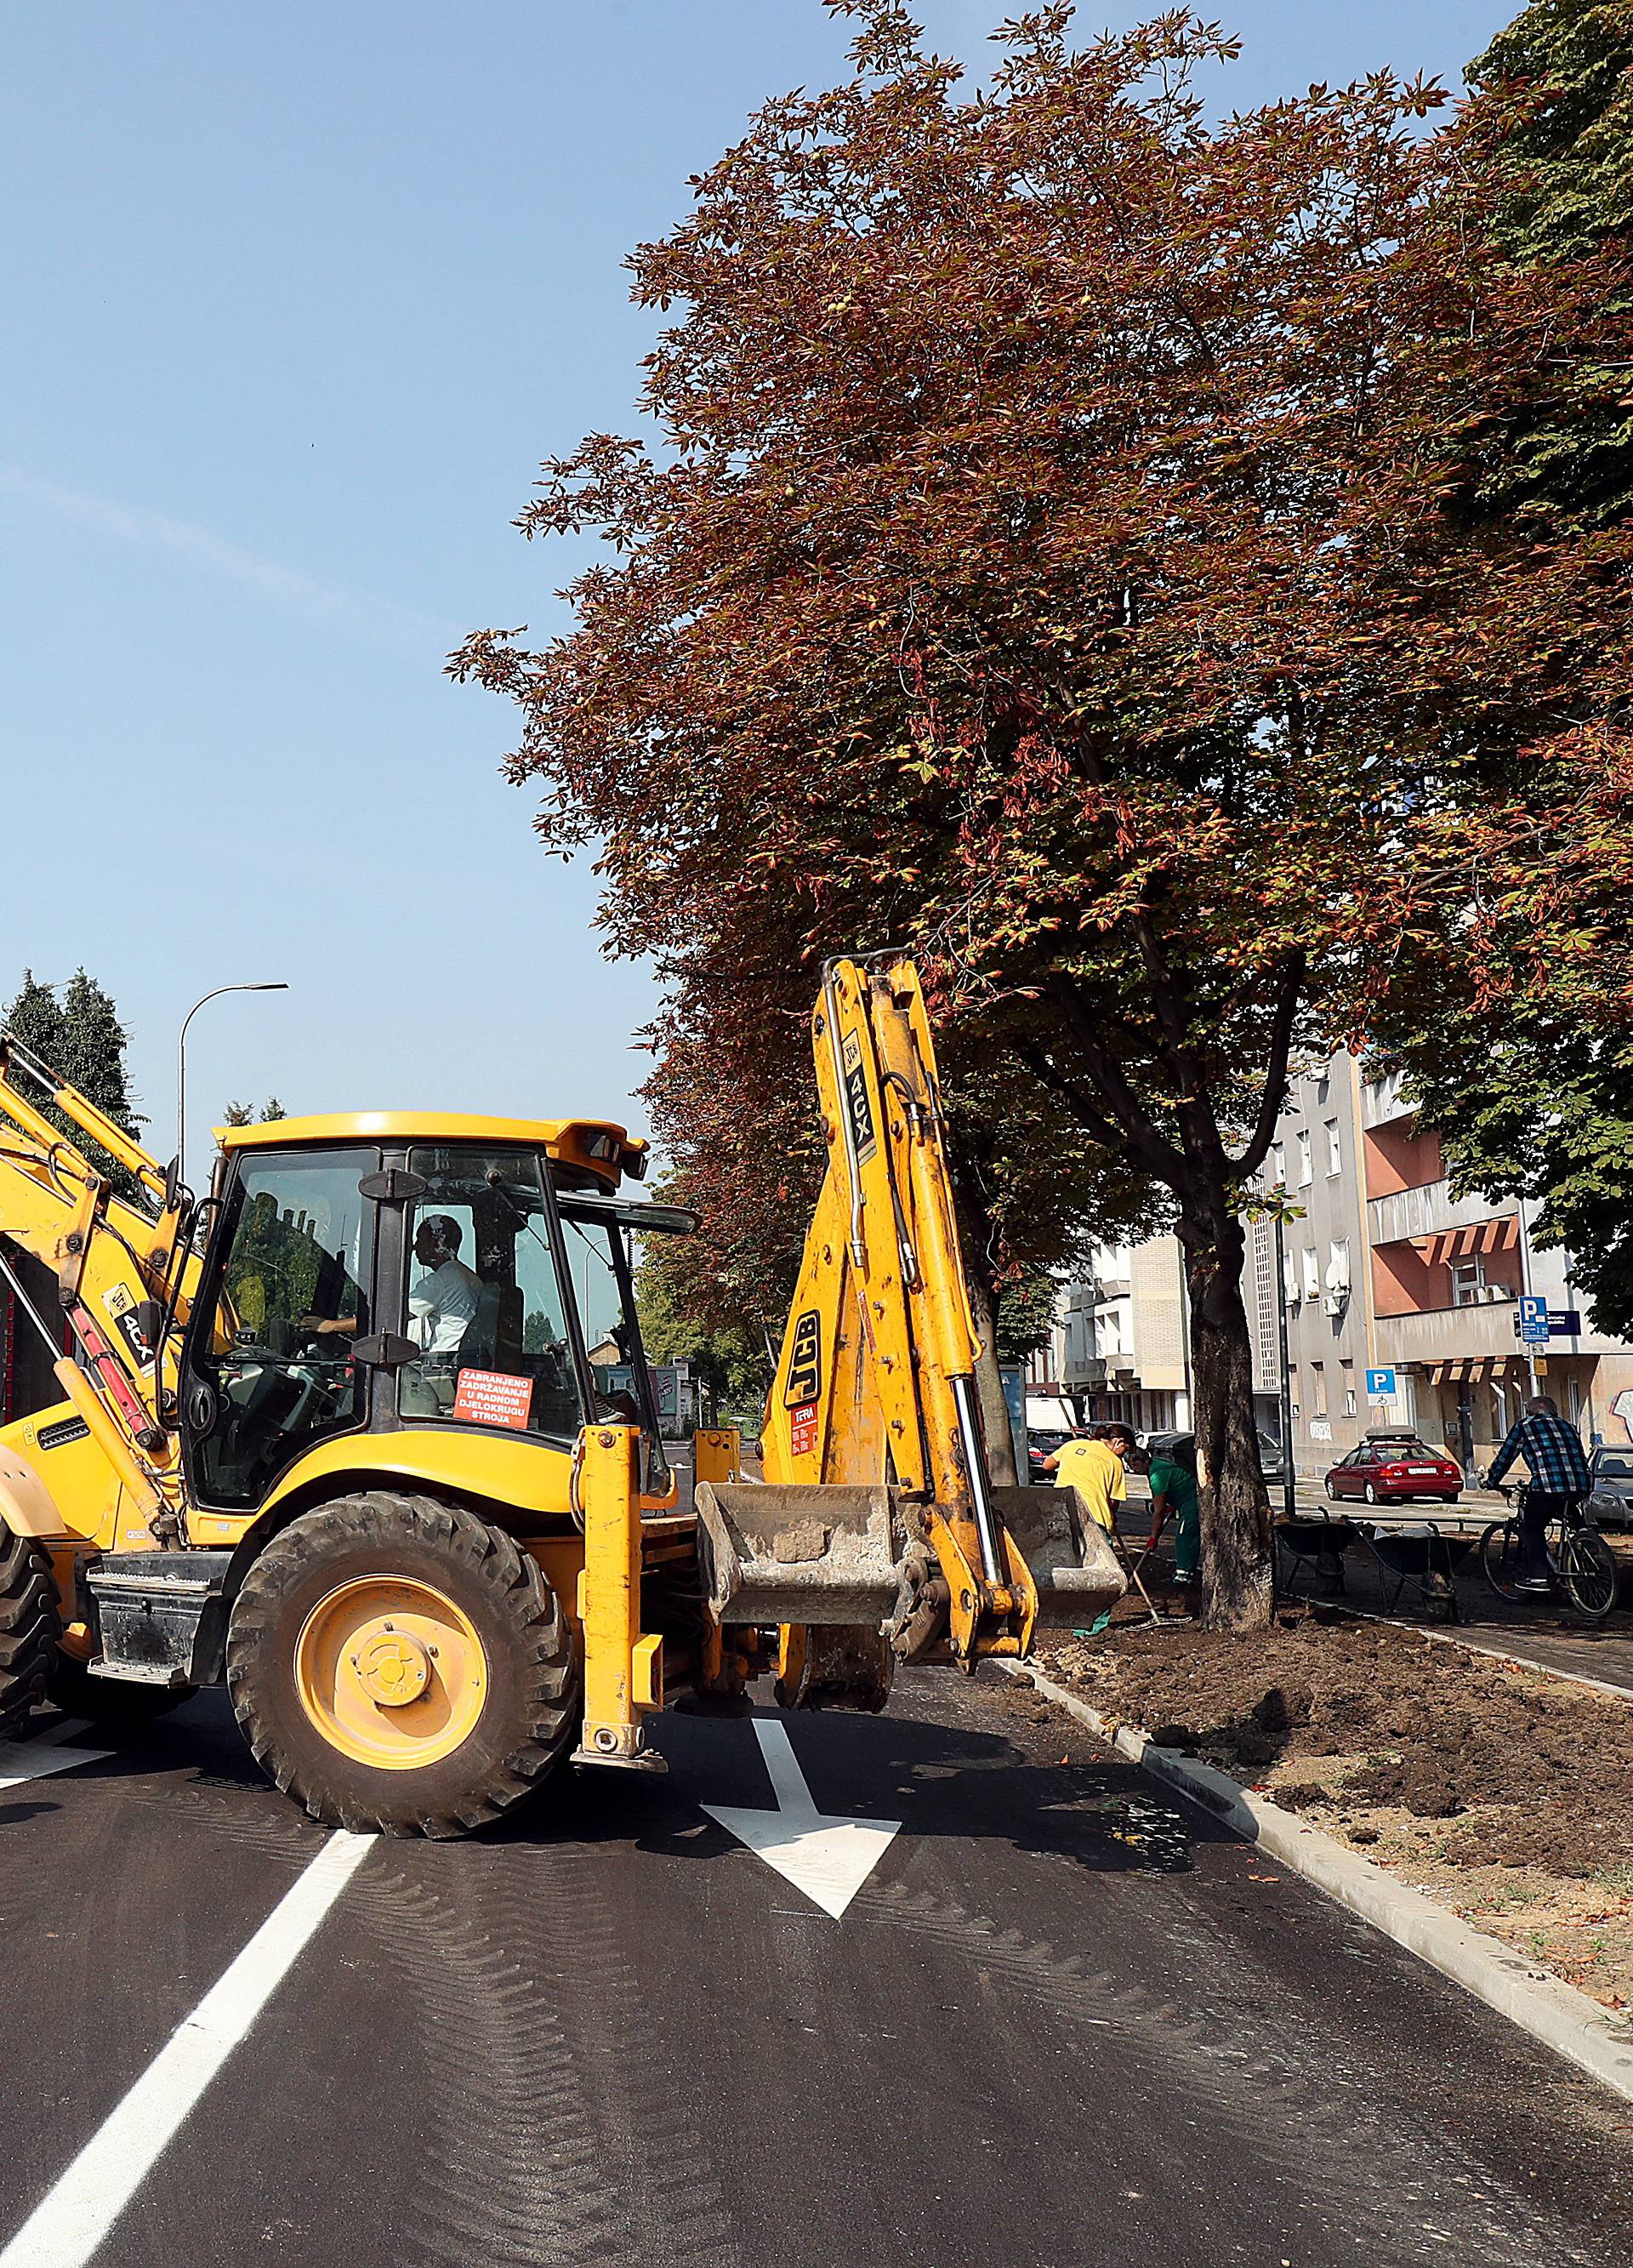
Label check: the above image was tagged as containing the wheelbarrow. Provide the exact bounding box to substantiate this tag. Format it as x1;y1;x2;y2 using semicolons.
1276;1515;1361;1598
1357;1522;1475;1621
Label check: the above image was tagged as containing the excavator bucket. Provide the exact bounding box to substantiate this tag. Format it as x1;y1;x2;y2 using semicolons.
990;1486;1126;1627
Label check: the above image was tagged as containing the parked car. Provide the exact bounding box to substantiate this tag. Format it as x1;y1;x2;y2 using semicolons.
1324;1434;1463;1506
1586;1445;1633;1530
1027;1427;1087;1483
1140;1428;1286;1486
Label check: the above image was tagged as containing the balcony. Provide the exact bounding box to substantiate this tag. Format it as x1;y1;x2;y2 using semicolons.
1374;1304;1522;1366
1367;1182;1516;1249
1359;1068;1414;1130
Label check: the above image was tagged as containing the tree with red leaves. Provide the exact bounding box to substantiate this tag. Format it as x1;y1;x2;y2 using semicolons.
456;5;1630;1629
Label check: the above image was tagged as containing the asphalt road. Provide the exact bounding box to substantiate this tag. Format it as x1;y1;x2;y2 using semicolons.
3;1672;1632;2268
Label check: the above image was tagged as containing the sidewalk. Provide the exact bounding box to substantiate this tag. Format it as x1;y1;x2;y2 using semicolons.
1112;1479;1633;1695
1294;1529;1633;1695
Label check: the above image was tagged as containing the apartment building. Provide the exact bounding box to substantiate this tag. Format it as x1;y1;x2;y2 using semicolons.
1249;1054;1633;1476
1050;1235;1192;1437
1262;1053;1377;1471
1361;1068;1633;1466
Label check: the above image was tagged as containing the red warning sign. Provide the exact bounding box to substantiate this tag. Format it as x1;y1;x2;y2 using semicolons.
789;1400;819;1458
452;1368;535;1431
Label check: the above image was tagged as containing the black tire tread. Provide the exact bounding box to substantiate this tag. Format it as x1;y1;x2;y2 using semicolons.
226;1490;579;1838
0;1528;60;1736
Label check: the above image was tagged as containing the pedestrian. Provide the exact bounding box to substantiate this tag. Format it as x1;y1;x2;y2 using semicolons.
1043;1422;1136;1534
1144;1433;1200;1586
1483;1395;1591;1593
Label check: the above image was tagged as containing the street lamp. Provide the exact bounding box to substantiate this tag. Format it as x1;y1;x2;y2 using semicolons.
177;983;289;1191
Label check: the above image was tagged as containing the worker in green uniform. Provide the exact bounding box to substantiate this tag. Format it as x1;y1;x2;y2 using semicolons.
1145;1434;1199;1585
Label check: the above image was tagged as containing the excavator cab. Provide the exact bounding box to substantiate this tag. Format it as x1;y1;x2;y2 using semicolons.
174;1120;672;1523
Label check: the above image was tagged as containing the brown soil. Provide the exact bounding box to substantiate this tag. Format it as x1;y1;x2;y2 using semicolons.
1041;1603;1633;2011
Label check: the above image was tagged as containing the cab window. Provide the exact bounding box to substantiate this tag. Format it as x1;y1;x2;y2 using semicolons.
191;1147;375;1507
398;1147;582;1439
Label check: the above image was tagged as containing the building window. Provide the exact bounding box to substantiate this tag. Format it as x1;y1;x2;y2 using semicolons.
1296;1129;1312;1187
1283;1251;1299;1304
1450;1257;1487;1307
1301;1247;1320;1302
1270;1140;1284;1188
1312;1361;1328;1417
1289;1365;1300;1415
1324;1240;1351;1311
1341;1359;1357;1416
1326;1119;1341;1177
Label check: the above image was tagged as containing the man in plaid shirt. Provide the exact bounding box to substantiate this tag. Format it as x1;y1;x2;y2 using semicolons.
1485;1396;1591;1591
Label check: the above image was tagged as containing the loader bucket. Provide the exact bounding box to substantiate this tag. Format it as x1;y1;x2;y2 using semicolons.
695;1482;902;1627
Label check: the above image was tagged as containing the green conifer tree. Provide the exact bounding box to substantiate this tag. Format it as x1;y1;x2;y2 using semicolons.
3;966;145;1196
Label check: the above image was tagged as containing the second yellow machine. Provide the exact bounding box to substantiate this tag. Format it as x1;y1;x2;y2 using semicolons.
0;958;1121;1835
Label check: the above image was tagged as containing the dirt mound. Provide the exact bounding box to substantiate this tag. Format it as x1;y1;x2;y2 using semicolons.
1045;1608;1633;1883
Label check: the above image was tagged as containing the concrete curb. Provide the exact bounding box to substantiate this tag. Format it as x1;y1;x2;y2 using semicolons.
998;1657;1633;2106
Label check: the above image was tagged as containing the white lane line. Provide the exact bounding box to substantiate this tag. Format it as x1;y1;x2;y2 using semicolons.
0;1729;111;1792
0;1829;373;2268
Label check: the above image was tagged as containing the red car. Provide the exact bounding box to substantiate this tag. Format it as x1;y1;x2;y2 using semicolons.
1324;1434;1463;1507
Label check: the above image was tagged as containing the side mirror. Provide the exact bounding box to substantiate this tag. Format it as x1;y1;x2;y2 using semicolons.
134;1299;166;1355
163;1156;183;1215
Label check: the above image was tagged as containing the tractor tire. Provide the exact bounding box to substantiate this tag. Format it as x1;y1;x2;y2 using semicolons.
51;1656;196;1724
0;1528;61;1737
226;1491;579;1838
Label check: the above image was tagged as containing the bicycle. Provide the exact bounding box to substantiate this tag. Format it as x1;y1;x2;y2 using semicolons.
1479;1483;1621;1622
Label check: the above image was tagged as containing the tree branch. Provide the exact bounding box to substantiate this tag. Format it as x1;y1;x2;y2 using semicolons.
1238;954;1307;1180
1026;990;1190;1187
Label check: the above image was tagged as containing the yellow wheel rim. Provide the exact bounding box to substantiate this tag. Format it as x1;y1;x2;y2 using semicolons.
293;1576;488;1771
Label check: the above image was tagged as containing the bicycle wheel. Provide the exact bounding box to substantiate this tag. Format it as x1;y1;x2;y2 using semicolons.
1480;1519;1528;1604
1561;1527;1619;1622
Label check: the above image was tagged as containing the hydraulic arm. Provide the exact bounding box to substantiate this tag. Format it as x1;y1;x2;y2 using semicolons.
693;957;1122;1707
0;1033;191;1547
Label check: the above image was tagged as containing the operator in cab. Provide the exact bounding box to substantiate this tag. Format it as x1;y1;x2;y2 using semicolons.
407;1214;481;1354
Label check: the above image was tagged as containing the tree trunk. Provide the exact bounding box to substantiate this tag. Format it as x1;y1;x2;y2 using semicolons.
966;1272;1020;1484
1179;1202;1273;1633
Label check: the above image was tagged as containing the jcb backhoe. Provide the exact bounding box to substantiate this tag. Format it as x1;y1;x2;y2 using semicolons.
0;957;1121;1836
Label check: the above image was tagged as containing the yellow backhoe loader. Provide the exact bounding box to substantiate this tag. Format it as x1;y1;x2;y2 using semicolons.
0;957;1122;1836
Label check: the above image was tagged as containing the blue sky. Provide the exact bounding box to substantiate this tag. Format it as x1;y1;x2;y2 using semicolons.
0;0;1510;1171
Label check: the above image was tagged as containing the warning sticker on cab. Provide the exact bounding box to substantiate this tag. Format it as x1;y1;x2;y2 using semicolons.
452;1369;535;1431
788;1401;819;1459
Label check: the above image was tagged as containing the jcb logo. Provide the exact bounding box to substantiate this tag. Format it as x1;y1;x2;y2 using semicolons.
784;1309;822;1407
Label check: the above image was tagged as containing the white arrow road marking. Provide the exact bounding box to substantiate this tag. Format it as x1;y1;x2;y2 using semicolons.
0;1722;112;1792
0;1829;373;2268
703;1717;901;1920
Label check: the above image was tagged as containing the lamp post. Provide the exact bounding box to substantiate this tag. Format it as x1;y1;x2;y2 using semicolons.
177;983;289;1190
1274;1211;1297;1526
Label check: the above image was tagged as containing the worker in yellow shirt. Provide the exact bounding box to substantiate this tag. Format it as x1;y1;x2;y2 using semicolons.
1043;1422;1137;1532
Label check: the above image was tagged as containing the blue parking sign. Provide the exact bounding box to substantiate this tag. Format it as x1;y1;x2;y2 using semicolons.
1365;1366;1397;1400
1518;1293;1550;1346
